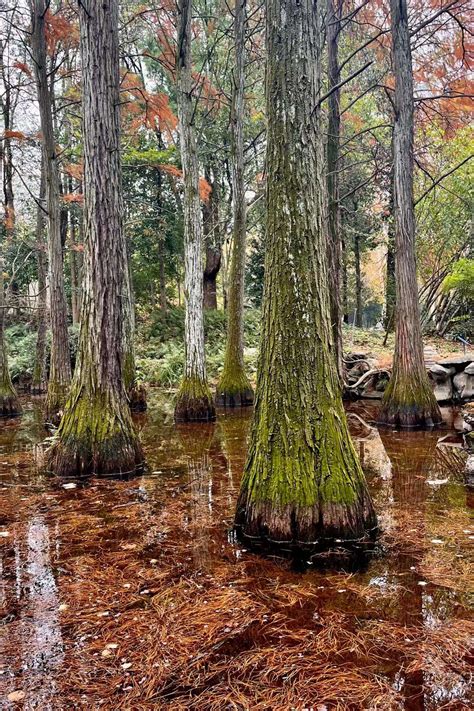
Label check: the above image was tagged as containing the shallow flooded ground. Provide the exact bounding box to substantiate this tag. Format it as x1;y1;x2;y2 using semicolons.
0;393;472;710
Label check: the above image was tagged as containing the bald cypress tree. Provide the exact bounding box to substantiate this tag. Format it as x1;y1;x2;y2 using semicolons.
379;0;442;428
174;0;215;422
46;0;144;476
235;0;376;548
216;0;254;407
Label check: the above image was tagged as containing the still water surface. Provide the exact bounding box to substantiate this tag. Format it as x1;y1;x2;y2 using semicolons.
0;393;472;709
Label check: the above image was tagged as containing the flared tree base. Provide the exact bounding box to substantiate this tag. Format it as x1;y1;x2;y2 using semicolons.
128;383;148;412
45;387;145;477
45;380;70;427
235;487;377;554
0;392;22;417
378;376;442;428
174;376;216;422
216;387;254;408
216;367;254;408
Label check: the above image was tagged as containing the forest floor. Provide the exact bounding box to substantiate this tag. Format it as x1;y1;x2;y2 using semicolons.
0;394;473;709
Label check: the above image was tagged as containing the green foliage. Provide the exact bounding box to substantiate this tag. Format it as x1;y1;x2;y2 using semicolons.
136;308;260;387
442;259;474;299
5;324;38;381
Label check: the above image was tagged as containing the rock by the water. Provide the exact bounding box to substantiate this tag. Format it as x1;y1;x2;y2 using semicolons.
453;372;474;400
464;362;474;375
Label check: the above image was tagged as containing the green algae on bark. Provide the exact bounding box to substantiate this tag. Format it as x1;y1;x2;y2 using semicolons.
216;0;254;409
378;0;441;429
45;384;143;476
175;376;216;422
45;0;144;476
234;0;376;551
174;0;215;423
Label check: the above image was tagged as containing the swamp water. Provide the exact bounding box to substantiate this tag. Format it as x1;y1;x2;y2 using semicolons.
0;393;472;710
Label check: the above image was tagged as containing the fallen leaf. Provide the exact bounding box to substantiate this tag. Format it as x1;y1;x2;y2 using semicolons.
8;690;25;702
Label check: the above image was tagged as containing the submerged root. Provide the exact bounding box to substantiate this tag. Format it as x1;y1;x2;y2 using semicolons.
378;374;442;428
174;376;216;422
0;391;22;417
128;382;148;412
216;368;254;408
45;387;144;477
235;487;377;554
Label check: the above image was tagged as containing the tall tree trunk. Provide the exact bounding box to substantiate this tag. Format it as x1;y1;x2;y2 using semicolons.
354;232;363;327
30;0;71;422
0;256;21;416
174;0;215;422
202;166;221;309
379;0;441;427
326;0;344;380
216;0;253;408
32;163;48;394
235;0;376;550
45;0;144;476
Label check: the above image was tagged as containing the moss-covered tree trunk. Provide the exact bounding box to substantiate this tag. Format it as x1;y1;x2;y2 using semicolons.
174;0;215;422
379;0;441;428
326;0;344;381
32;162;48;394
216;0;254;408
31;0;71;422
0;257;21;416
235;0;376;549
45;0;144;477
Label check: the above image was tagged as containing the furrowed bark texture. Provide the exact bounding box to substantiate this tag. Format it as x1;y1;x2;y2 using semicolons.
379;0;441;428
0;257;21;416
32;164;48;394
174;0;215;422
216;0;254;408
326;0;344;381
45;0;144;476
235;0;376;548
354;230;363;327
31;0;71;421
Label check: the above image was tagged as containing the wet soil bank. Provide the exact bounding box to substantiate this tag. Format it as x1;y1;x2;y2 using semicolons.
0;393;472;709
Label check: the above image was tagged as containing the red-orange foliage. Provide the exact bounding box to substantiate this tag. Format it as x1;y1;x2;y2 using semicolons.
64;163;84;181
13;61;32;78
45;9;79;54
63;194;84;205
3;130;26;140
157;164;211;203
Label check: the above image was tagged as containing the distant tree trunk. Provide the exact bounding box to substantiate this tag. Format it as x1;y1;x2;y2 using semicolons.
156;164;167;312
0;256;21;415
384;158;396;332
326;0;344;379
0;39;15;241
32;163;48;394
202;166;221;309
123;260;147;412
354;232;363;327
379;0;441;428
216;0;254;408
30;0;71;423
46;0;144;476
342;237;349;323
174;0;215;422
235;0;376;549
